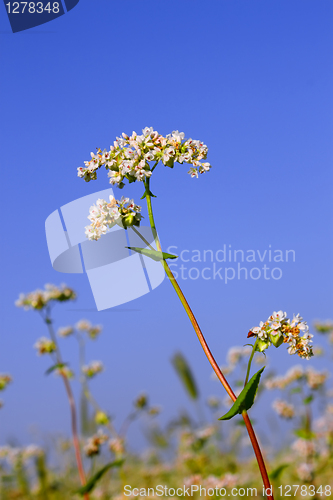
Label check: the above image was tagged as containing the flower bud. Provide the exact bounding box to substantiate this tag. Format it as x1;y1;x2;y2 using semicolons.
95;411;110;426
0;375;12;391
121;213;141;229
148;406;161;416
122;213;135;228
256;339;270;352
269;332;284;348
134;393;148;409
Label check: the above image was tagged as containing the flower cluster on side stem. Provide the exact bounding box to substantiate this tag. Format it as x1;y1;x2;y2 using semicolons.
85;195;142;240
248;311;313;359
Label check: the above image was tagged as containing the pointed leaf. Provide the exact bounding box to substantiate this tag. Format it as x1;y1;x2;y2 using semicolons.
45;363;67;376
269;463;289;481
126;247;177;262
76;459;124;495
219;367;265;420
303;395;314;405
140;188;157;200
294;429;316;440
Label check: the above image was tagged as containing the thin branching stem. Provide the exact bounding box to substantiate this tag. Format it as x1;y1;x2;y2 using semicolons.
140;177;274;499
43;309;89;500
244;339;260;387
75;332;118;438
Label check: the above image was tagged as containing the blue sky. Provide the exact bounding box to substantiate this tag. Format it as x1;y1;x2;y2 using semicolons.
1;0;332;449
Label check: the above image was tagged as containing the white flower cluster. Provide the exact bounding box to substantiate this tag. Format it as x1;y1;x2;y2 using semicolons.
0;445;43;465
34;337;56;355
184;473;239;489
85;195;142;241
82;361;104;378
109;437;125;456
227;345;252;366
84;430;108;457
313;320;333;334
292;438;316;458
77;127;211;186
314;406;333;438
272;399;295;419
16;284;76;311
306;366;328;390
58;321;102;339
205;473;239;489
265;365;305;389
265;365;327;391
248;311;313;359
296;463;314;482
57;326;74;337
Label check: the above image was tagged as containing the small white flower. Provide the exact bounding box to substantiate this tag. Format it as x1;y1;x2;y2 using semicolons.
188;167;198;178
271;310;287;322
298;321;309;332
58;326;74;338
169;130;185;142
82;361;104;378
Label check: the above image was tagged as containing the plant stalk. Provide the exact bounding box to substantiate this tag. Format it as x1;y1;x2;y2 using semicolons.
76;332;118;438
142;179;274;499
44;312;89;500
244;338;260;387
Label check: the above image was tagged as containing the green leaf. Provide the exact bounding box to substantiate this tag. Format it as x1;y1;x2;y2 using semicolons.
294;429;316;440
219;367;265;420
126;247;178;262
76;459;124;496
45;363;67;376
140;188;157;199
171;352;199;400
303;395;314;405
269;463;289;481
290;387;302;394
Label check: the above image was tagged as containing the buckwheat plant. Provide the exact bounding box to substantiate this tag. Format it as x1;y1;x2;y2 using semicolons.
57;320;115;436
58;316;161;467
78;128;315;499
15;284;89;499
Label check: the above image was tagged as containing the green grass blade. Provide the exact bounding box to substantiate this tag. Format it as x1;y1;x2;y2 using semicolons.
76;459;125;496
171;352;199;400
